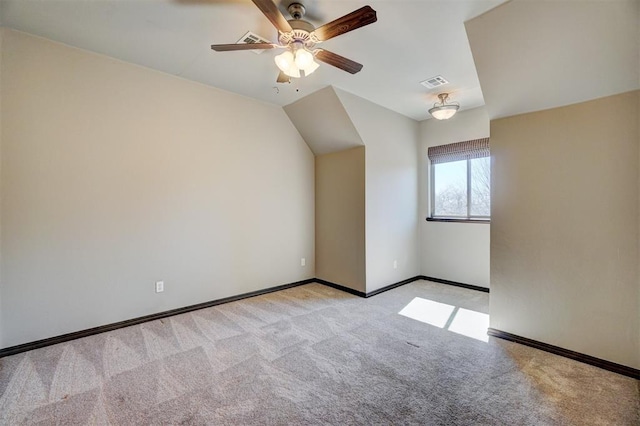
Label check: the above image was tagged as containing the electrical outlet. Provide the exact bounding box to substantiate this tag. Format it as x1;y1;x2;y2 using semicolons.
393;260;398;269
301;258;306;266
155;281;164;293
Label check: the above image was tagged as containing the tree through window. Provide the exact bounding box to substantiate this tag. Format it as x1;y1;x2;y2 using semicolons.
428;138;490;221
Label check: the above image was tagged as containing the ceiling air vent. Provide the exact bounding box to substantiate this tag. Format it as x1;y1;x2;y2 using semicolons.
420;75;449;89
237;31;273;54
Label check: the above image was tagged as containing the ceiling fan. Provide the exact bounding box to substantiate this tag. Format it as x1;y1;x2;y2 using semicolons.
211;0;377;83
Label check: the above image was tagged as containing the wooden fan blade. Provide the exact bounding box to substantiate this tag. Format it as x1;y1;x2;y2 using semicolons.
252;0;293;33
315;49;363;74
211;43;277;51
276;71;291;83
313;6;377;42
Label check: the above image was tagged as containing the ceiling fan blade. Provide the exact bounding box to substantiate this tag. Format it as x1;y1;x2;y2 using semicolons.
276;71;291;83
313;6;377;42
315;49;363;74
211;43;277;51
251;0;293;34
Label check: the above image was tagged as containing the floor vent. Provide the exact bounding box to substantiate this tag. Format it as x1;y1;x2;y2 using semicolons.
421;75;449;89
237;31;273;54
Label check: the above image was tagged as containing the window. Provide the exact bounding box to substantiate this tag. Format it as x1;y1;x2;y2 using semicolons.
428;138;490;221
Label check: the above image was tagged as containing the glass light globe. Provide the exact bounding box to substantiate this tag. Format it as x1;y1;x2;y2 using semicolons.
302;60;320;76
284;65;301;78
429;105;459;120
295;48;314;69
274;51;294;72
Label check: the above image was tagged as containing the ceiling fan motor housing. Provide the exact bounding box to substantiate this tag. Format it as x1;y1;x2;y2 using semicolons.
278;19;318;48
287;3;306;20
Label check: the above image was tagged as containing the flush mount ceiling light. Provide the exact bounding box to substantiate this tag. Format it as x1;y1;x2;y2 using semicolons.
429;93;460;120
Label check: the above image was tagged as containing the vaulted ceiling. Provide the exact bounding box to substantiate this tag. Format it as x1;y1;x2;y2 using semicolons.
1;0;638;122
466;0;640;120
0;0;505;121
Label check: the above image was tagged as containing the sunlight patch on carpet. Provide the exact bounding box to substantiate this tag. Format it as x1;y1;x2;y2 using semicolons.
399;297;489;342
448;308;490;342
398;298;455;328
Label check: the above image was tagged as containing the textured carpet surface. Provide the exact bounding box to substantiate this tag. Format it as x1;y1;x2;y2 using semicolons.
0;280;638;425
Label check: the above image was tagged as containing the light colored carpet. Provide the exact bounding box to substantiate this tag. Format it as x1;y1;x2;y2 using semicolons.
0;280;638;425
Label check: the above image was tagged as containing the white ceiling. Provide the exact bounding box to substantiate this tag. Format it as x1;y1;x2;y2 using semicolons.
284;86;364;155
0;0;506;121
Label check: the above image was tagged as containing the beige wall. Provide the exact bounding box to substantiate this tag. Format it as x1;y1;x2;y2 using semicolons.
335;89;420;293
491;91;640;368
0;28;4;347
0;30;315;348
315;147;366;292
420;107;490;288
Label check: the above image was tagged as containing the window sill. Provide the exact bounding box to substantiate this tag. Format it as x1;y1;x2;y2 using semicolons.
426;217;490;224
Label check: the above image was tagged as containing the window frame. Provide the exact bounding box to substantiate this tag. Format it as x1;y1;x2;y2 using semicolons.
429;157;491;223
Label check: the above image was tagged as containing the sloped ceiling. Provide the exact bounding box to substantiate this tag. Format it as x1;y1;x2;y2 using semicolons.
0;0;506;121
283;86;363;155
465;0;640;120
2;0;636;122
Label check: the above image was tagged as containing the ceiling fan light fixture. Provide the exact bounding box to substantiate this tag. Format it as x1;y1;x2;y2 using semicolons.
429;93;460;120
302;59;320;76
211;2;377;83
274;50;295;72
275;44;319;78
285;65;301;78
294;47;314;69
